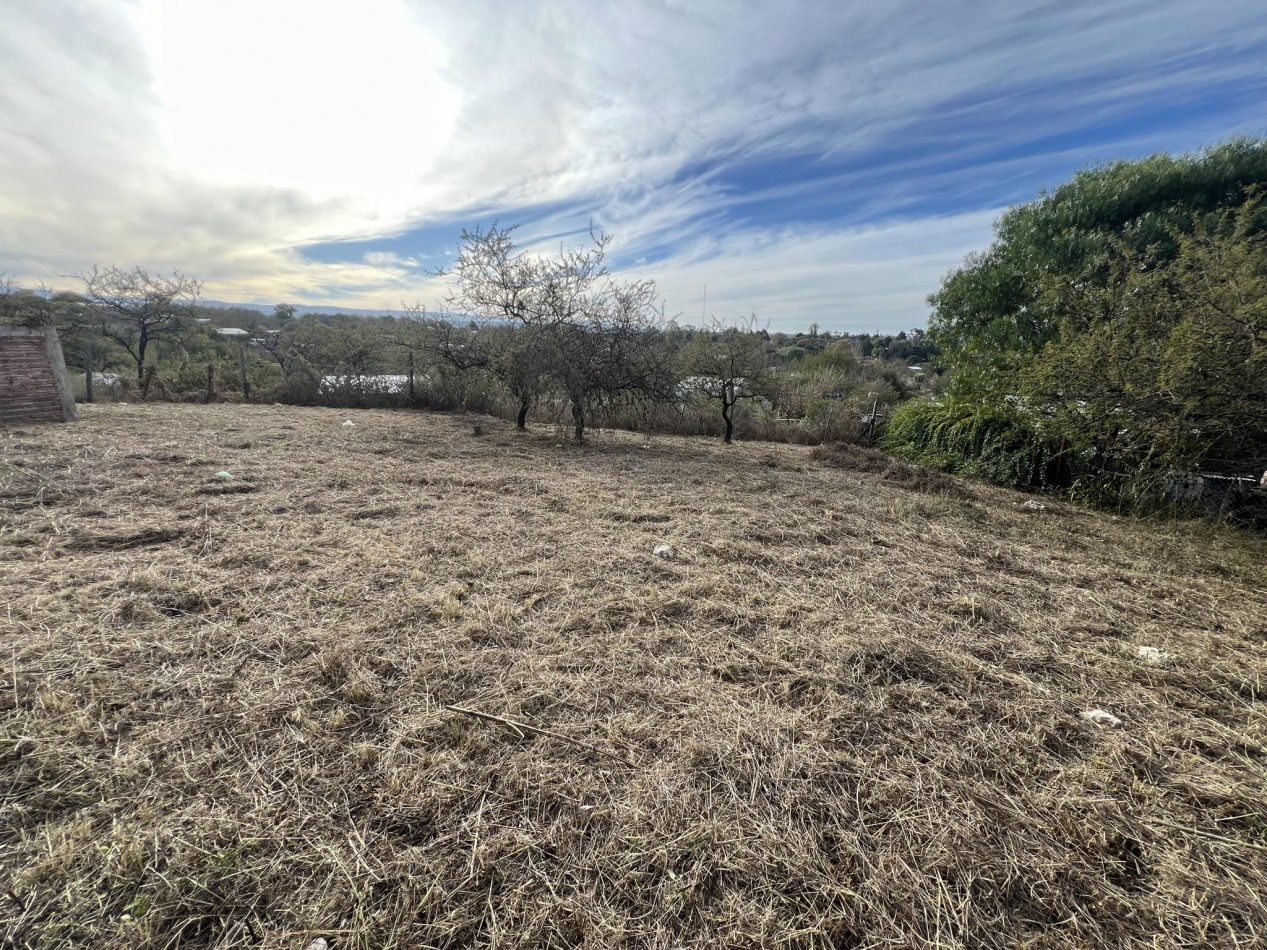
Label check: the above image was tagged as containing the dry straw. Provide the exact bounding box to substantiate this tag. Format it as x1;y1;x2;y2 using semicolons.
2;404;1266;948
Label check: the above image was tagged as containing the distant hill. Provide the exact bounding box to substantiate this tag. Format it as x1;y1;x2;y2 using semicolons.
198;299;400;318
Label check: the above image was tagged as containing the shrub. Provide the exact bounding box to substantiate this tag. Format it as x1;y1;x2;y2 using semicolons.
883;400;1072;490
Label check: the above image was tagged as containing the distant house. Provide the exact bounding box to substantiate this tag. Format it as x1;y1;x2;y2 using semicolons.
216;327;251;339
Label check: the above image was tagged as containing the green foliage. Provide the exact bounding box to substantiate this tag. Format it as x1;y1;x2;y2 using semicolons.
923;139;1267;512
884;400;1071;490
798;341;857;375
1025;195;1267;479
930;137;1267;397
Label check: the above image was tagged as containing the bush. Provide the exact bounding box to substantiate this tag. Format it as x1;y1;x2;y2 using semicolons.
883;400;1072;490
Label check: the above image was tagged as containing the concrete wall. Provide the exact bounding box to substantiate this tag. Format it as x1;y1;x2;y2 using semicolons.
0;325;79;426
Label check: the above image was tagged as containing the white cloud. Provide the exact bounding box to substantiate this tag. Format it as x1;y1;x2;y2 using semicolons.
1;1;1264;328
630;209;1002;334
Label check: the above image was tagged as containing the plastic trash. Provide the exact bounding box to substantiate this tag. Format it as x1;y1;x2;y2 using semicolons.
342;420;356;428
1081;708;1123;728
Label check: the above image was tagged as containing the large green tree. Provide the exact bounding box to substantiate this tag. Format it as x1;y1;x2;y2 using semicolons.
929;137;1267;397
905;139;1267;502
1025;196;1267;482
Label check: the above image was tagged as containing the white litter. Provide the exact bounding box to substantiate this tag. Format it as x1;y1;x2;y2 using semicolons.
305;940;329;950
1134;645;1173;664
342;420;356;428
653;544;677;559
1081;708;1123;728
1021;500;1046;510
213;471;233;480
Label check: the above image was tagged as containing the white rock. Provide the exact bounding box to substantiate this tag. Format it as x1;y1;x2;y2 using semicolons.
1134;645;1173;664
305;940;329;950
1081;708;1123;728
342;420;356;428
213;471;233;479
652;544;677;560
1021;500;1046;511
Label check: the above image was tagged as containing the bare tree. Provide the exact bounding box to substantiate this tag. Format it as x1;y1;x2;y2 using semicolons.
680;315;773;443
438;224;672;441
402;310;550;429
77;266;202;381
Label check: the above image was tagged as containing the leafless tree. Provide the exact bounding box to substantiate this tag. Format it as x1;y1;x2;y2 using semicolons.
76;266;202;381
679;315;774;443
402;309;550;428
436;224;672;440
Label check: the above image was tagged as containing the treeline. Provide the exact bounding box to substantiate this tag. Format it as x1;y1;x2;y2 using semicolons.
887;137;1267;515
1;237;935;445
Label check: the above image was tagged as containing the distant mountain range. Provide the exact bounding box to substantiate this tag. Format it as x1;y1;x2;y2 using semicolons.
199;299;400;318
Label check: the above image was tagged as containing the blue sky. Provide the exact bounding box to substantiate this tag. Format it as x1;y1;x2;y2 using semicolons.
2;1;1265;332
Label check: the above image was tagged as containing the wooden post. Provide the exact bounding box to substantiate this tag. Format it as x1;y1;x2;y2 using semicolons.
407;350;416;400
84;339;94;403
238;344;250;402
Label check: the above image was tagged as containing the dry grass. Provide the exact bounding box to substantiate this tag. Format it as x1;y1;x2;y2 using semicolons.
3;403;1267;949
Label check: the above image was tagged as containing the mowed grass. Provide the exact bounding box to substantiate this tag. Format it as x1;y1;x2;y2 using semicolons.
3;403;1267;950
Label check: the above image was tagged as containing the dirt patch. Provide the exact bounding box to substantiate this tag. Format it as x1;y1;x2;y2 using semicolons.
812;440;973;497
65;525;187;551
194;482;260;495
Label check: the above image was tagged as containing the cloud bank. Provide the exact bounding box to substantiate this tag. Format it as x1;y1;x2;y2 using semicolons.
2;0;1265;331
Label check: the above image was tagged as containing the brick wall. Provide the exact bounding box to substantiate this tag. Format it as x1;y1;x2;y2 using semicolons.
0;326;78;426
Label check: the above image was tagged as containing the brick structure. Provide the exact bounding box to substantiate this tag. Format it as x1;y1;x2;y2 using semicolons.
0;325;78;426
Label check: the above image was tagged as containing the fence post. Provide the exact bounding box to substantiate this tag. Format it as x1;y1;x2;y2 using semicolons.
84;339;94;403
238;344;250;402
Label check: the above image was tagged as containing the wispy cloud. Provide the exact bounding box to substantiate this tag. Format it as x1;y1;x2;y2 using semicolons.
1;1;1264;330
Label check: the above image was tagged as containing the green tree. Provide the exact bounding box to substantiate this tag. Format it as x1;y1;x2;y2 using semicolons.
929;137;1267;397
1025;196;1267;484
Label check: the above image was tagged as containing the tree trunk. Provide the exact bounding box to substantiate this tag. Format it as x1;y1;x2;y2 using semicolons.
238;344;250;402
516;393;531;430
84;340;94;403
722;399;734;444
571;399;585;443
136;329;148;381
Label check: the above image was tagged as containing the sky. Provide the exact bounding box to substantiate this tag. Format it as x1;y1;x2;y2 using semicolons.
2;1;1265;333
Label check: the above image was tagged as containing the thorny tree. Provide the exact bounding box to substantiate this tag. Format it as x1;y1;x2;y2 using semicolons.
77;266;202;382
401;313;551;429
679;315;773;443
434;224;673;440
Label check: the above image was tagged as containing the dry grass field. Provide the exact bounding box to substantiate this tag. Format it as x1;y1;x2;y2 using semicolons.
3;403;1267;949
